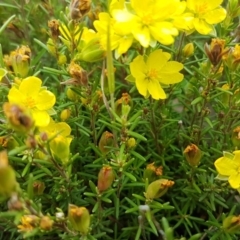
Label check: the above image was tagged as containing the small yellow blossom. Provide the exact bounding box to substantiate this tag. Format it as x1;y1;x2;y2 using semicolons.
129;49;183;100
186;0;227;34
214;151;240;189
8;76;56;127
39;119;72;164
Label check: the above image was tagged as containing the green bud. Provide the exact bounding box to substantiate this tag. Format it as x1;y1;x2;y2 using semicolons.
127;138;136;149
68;204;90;234
97;166;115;192
0;151;17;198
33;181;45;196
75;38;105;62
98;131;114;155
223;215;240;234
145;179;174;199
10;46;31;78
183;144;202;167
182;43;194;58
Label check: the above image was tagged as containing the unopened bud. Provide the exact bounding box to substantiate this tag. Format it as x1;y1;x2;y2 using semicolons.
33;181;45;196
98;131;114;155
66;88;81;102
68;204;90;234
127;138;136;149
182;43;194;58
223;215;240;234
10;46;31;77
183;144;202;167
232;126;240;149
145;179;174;199
97;166;115;192
0;151;17;198
60;109;71;121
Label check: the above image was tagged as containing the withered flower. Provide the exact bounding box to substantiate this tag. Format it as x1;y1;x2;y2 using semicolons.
204;39;229;66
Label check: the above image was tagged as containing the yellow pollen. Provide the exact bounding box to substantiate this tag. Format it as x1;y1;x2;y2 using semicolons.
196;3;208;14
142;15;152;26
24;96;35;108
147;69;158;79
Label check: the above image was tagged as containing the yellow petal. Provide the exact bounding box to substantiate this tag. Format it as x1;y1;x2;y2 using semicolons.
193;18;213;35
36;90;56;110
203;8;226;24
32;110;50;127
130;55;147;79
162;61;184;72
148;80;166;100
214;157;238;176
135;77;148;97
229;172;240;189
8;87;25;104
149;22;178;45
19;77;42;96
147;49;169;71
207;0;224;10
117;36;133;55
132;25;151;48
55;122;71;137
159;72;184;84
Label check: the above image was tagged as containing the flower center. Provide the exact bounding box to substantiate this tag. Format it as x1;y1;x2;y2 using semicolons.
142;14;152;26
147;69;158;80
24;96;35;109
196;3;208;15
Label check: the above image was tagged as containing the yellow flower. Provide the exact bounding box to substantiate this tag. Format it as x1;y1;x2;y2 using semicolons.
129;49;183;99
112;0;183;47
186;0;227;34
8;76;56;127
39;119;72;164
214;151;240;189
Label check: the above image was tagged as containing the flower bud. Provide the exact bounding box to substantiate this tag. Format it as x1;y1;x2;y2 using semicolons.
223;215;240;234
182;43;194;58
66;88;81;102
75;38;105;62
98;131;114;155
47;38;57;57
127;138;136;149
10;46;31;77
0;151;17;198
33;181;45;196
3;103;34;133
48;19;60;40
232;126;240;149
60;109;71;121
221;84;230;107
144;163;163;183
97;166;115;192
58;54;67;65
70;0;91;20
145;179;174;199
39;216;53;231
50;135;72;164
183;144;202;167
68;204;90;234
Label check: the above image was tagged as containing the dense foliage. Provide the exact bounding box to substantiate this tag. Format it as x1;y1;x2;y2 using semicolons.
1;0;240;239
